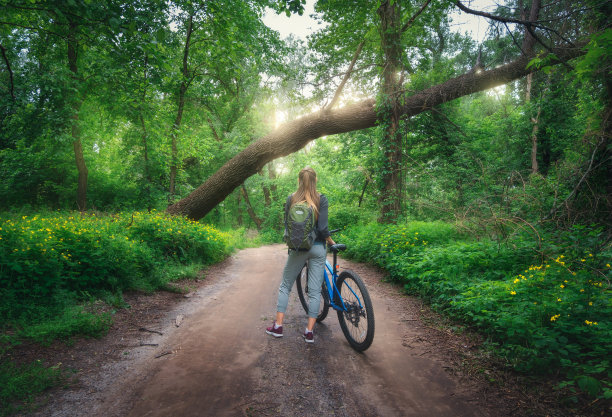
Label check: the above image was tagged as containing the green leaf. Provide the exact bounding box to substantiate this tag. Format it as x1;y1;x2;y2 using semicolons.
576;376;601;396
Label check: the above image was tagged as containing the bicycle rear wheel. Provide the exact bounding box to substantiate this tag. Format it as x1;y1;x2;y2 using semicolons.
296;263;330;323
336;270;375;352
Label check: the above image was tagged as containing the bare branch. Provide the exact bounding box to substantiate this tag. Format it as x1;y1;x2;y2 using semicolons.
454;0;575;50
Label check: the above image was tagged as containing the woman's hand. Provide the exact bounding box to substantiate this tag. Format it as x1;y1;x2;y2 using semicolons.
326;236;336;246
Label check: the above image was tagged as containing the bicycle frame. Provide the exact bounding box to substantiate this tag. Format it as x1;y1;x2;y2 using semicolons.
322;250;363;312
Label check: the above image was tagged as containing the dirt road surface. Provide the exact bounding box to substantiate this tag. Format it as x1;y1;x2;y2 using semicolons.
27;245;517;417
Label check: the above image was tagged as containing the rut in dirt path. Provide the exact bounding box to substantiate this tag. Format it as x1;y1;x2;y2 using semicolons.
90;244;495;417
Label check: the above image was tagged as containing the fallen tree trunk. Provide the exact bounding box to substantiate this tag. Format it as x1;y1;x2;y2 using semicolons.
167;46;585;220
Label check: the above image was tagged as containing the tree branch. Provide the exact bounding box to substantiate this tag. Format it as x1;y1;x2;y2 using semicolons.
240;185;263;230
167;44;587;220
401;0;432;33
206;117;221;142
0;20;67;39
0;44;15;100
454;0;575;51
325;39;365;111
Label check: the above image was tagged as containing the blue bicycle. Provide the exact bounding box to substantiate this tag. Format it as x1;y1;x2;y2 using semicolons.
296;229;375;352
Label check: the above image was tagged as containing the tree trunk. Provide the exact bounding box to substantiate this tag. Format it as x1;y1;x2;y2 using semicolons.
167;46;585;221
269;163;277;195
260;170;272;207
358;178;369;207
525;72;540;174
236;190;243;227
378;0;403;223
169;14;194;201
240;185;263;230
67;21;87;211
530;106;541;174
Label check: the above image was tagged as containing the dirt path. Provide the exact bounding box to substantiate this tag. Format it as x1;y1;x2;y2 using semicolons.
25;245;527;417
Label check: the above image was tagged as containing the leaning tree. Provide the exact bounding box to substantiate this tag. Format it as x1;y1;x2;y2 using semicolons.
167;0;601;220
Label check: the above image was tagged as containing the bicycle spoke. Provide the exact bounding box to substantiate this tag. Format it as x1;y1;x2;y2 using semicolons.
336;270;374;351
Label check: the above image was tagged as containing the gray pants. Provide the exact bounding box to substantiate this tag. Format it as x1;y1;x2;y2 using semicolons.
277;243;326;318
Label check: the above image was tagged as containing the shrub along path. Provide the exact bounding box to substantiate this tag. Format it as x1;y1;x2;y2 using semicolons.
23;245;595;416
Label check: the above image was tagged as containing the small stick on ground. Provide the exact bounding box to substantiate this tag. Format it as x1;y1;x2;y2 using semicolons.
139;327;163;335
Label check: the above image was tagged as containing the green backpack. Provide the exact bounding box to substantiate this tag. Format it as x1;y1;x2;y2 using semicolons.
284;201;317;250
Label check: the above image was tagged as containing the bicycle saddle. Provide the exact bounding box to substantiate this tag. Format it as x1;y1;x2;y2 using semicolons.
330;244;347;253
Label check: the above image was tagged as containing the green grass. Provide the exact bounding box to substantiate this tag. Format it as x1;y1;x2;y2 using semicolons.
0;360;64;417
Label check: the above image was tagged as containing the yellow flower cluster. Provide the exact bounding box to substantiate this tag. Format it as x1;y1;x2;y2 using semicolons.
1;211;229;266
379;228;428;253
550;314;561;321
584;320;598;326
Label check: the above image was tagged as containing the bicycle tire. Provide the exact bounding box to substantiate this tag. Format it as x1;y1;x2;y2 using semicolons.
296;263;330;323
336;270;375;352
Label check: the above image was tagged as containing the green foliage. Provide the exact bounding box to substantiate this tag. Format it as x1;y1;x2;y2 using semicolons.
0;211;231;331
328;204;375;229
0;360;64;417
341;220;611;399
18;305;112;346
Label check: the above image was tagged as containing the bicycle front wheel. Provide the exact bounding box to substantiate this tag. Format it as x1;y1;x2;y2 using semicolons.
336;270;375;352
296;263;330;323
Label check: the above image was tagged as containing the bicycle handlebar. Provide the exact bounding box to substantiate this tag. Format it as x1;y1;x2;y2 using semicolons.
329;228;341;234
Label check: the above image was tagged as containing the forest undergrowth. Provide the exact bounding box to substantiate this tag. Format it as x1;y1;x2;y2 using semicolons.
0;210;235;415
0;209;610;414
338;219;611;405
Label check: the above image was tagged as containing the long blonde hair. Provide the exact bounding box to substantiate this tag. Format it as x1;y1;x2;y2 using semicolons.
291;167;320;218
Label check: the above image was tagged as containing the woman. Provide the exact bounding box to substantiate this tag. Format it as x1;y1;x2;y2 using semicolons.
266;167;335;343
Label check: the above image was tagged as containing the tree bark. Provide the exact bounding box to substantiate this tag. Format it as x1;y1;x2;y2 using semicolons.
67;21;87;211
167;45;585;220
378;0;404;223
240;185;263;230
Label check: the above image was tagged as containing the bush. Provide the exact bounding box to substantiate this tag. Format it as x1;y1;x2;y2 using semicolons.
328;204;375;229
341;220;611;399
0;210;231;328
0;360;64;416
